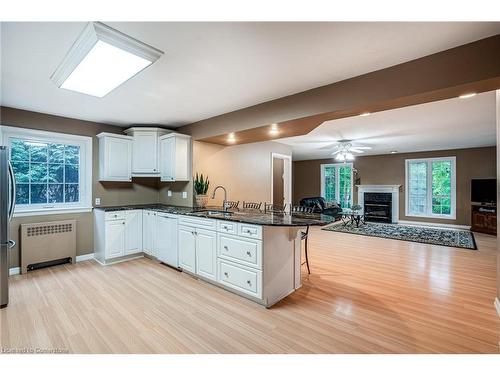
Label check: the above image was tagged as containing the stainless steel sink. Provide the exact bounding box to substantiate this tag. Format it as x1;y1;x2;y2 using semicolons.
192;210;234;218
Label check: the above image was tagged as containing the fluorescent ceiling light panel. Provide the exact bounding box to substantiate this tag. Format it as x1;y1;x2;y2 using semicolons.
51;22;163;98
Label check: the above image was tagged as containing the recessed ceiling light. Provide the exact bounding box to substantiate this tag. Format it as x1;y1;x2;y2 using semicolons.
390;150;398;154
227;133;236;143
459;93;477;99
359;112;371;117
51;22;163;98
269;123;279;135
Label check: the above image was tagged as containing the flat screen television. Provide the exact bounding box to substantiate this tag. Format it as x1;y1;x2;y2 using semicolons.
471;179;496;205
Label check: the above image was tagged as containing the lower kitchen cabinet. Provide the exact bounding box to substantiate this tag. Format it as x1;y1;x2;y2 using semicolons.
143;210;157;256
178;224;217;280
178;225;196;273
125;210;143;255
105;219;126;259
195;228;217;281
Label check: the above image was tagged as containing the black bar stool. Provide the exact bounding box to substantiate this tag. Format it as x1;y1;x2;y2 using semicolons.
292;205;315;274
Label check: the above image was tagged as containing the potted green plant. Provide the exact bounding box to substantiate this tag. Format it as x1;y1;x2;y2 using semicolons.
194;173;209;208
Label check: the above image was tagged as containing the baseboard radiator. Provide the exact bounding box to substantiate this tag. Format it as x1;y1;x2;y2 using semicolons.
20;220;77;274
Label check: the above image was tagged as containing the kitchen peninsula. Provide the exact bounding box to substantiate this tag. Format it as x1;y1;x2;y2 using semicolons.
94;204;335;307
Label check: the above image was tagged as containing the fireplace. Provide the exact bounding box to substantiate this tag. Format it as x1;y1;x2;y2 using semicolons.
363;192;392;223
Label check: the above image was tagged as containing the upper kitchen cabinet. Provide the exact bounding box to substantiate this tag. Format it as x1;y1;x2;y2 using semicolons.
97;133;133;181
159;133;192;182
124;127;169;176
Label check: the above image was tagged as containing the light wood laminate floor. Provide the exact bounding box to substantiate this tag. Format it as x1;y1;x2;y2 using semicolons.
1;228;499;353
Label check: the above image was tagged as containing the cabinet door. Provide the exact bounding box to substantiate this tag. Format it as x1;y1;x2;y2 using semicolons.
143;211;156;255
105;220;125;259
103;137;132;181
174;136;190;181
178;225;196;273
132;132;158;173
125;210;143;255
160;137;175;181
195;228;217;281
156;215;178;267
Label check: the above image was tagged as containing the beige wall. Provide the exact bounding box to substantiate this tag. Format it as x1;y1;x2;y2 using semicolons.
1;106;160;267
293;147;496;226
159;140;293;207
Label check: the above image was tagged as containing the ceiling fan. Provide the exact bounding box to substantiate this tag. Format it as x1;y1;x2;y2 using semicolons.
330;140;372;161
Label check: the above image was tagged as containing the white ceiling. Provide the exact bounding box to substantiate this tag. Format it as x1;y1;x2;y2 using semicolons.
278;91;497;160
1;22;500;127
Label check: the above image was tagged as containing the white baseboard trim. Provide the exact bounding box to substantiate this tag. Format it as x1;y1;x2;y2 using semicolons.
495;298;500;318
76;253;94;262
9;267;20;276
398;220;470;230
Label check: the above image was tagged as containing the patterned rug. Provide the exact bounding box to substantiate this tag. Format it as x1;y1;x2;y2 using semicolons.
323;221;477;250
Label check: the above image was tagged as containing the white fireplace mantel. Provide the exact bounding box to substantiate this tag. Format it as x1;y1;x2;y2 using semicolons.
356;185;401;223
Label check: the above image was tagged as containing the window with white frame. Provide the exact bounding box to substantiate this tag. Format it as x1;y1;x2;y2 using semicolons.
320;163;353;208
405;157;456;219
1;126;92;215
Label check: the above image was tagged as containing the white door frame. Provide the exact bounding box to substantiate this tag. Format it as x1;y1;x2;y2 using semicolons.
270;153;292;206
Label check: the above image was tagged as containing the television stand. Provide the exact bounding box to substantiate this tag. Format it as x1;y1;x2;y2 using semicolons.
471;203;497;235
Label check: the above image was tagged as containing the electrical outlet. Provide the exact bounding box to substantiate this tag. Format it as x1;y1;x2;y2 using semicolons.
182;191;188;199
167;190;172;197
95;198;101;205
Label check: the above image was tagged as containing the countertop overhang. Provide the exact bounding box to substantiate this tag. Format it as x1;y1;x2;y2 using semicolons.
94;204;336;227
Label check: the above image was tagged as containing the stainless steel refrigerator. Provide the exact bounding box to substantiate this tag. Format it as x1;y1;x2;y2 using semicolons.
0;146;16;308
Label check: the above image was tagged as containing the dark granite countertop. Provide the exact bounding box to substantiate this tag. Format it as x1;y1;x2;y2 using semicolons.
94;204;335;227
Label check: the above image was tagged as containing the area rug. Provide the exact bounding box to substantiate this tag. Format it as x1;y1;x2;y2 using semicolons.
322;222;477;250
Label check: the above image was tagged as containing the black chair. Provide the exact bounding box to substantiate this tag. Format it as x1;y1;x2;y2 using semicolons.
264;203;287;213
292;205;314;274
224;200;239;209
242;201;262;210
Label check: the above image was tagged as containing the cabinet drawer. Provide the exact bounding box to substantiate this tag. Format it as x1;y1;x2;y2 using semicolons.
218;233;261;269
217;220;237;234
105;211;126;221
218;259;262;298
179;216;216;230
238;223;262;239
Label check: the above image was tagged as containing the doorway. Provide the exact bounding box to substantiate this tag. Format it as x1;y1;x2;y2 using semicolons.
271;153;292;207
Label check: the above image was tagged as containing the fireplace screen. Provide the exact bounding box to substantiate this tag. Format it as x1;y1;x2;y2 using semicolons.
364;192;392;223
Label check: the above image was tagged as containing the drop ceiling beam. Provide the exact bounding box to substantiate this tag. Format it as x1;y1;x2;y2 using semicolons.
178;34;500;145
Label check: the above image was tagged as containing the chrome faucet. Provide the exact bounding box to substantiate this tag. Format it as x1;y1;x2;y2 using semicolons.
211;185;230;211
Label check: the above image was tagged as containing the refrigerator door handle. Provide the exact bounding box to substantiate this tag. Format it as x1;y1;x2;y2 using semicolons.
8;240;16;248
8;161;16;221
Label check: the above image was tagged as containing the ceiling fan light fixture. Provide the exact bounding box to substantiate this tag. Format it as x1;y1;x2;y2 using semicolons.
346;152;355;161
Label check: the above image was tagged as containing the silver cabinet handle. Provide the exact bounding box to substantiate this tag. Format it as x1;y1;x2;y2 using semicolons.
8;161;16;220
8;240;16;248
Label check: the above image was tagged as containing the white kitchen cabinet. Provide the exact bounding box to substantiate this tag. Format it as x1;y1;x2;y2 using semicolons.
195;228;217;281
143;210;157;256
178;225;196;273
156;213;178;267
97;133;133;181
124;127;169;176
104;219;126;259
159;133;191;182
125;210;143;255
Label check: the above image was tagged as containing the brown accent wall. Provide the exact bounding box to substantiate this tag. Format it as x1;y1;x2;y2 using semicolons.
293;147;496;226
159;140;292;207
0;106;160;268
